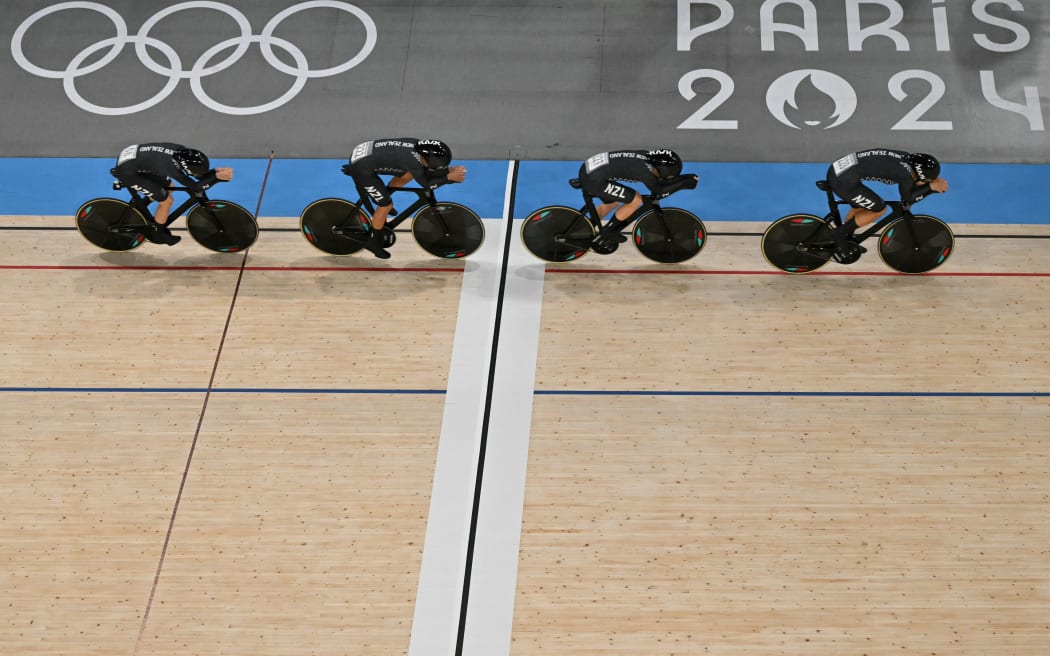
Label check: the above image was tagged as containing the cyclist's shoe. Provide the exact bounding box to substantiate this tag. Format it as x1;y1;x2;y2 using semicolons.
363;231;391;259
591;222;626;254
145;222;181;246
590;236;620;255
831;242;864;264
381;226;397;248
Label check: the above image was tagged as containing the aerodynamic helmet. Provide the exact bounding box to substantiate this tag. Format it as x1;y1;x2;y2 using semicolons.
646;149;682;180
415;139;452;170
906;152;940;182
174;148;210;178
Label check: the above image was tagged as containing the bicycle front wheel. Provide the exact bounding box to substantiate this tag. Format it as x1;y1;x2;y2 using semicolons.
187;201;258;253
877;214;954;273
75;198;149;251
633;208;706;263
520;206;595;262
761;214;835;273
300;198;370;255
412;202;485;258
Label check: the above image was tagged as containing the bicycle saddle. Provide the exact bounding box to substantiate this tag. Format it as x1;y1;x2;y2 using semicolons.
815;180;831;191
569;178;581;189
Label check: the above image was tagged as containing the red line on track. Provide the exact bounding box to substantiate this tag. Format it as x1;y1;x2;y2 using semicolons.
0;264;465;273
544;268;1050;277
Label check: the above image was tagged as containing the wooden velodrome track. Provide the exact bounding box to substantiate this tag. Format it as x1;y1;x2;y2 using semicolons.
1;191;1049;655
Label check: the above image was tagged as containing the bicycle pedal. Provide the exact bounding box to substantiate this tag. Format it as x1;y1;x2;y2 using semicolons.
145;230;180;246
590;240;619;255
831;244;863;264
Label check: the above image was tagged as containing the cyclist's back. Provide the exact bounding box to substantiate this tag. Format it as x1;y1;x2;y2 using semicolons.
578;150;663;196
827;148;929;207
346;138;431;182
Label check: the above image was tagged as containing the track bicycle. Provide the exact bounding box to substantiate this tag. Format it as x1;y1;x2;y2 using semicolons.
75;175;258;253
299;186;484;258
761;180;954;274
520;178;706;263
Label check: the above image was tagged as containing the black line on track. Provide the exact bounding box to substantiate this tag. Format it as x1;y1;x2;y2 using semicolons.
454;160;519;655
4;225;1050;240
132;152;274;655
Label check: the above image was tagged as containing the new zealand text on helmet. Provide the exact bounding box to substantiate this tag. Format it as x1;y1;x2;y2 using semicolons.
415;139;452;170
175;148;210;178
647;149;683;181
906;152;940;182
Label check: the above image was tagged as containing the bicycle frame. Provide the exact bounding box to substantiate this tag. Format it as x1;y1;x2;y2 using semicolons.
561;182;665;248
115;182;219;230
347;186;448;232
811;182;919;249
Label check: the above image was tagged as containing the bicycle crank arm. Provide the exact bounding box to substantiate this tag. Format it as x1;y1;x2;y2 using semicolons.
554;236;593;248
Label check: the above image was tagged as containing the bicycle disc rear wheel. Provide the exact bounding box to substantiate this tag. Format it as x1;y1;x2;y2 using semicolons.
75;198;149;251
520;206;595;262
300;198;370;255
633;208;706;263
412;202;484;258
878;214;954;273
761;214;835;273
187;201;258;253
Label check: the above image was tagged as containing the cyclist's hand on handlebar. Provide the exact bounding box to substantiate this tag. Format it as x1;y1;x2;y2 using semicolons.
215;167;234;181
680;174;699;190
447;165;467;183
929;177;948;193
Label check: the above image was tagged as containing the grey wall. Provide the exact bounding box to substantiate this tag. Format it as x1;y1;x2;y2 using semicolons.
3;0;1049;161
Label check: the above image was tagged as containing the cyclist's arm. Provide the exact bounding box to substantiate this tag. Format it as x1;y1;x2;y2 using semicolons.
387;171;415;189
653;173;699;198
420;164;468;189
168;167;204;194
421;167;452;188
900;180;936;205
404;161;444;190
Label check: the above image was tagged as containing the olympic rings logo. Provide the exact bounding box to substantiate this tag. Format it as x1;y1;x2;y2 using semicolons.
10;1;377;116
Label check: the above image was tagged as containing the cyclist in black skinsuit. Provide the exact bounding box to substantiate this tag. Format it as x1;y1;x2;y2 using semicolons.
577;149;698;253
111;142;233;246
826;148;949;262
341;138;467;259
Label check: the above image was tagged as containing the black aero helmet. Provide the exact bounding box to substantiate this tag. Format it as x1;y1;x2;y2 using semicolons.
906;152;940;182
174;148;210;177
646;149;682;180
415;139;452;170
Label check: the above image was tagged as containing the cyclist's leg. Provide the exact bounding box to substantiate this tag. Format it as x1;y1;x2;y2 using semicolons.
116;170;180;245
154;193;175;226
593;200;619;221
586;181;640;245
828;180;886;254
350;170;393;259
